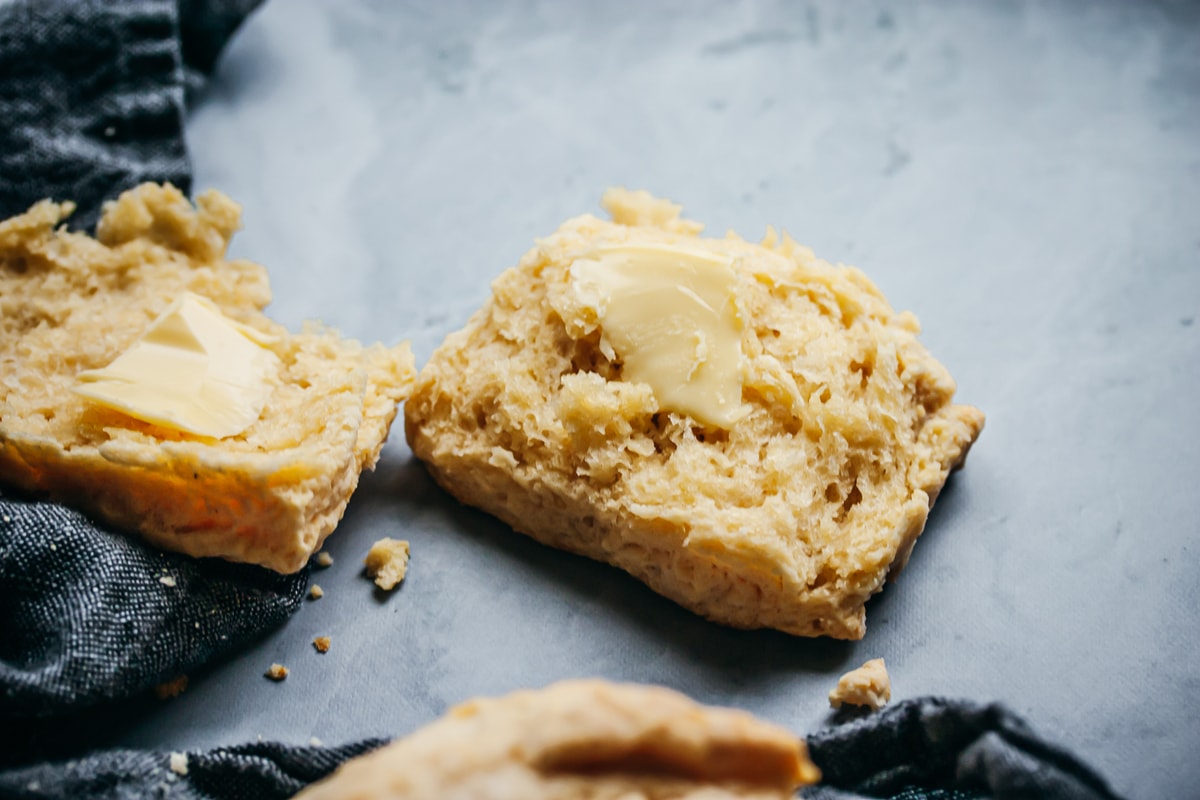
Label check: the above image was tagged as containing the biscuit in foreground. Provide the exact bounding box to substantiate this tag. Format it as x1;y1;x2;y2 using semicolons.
405;190;983;638
294;680;819;799
0;184;415;573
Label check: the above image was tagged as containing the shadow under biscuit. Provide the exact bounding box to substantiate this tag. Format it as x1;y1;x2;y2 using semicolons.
387;458;856;685
860;472;974;625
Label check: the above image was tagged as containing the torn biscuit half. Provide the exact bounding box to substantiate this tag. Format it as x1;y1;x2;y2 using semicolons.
405;189;983;639
0;183;415;573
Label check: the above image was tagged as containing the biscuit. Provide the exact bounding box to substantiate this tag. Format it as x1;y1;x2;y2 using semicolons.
0;183;415;573
405;189;983;638
295;680;819;799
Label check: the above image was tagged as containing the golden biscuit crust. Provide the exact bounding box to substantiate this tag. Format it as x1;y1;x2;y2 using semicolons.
405;190;982;638
0;183;415;573
296;680;819;799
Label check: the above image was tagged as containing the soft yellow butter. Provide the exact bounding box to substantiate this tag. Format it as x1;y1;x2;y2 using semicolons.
571;243;746;429
74;293;280;439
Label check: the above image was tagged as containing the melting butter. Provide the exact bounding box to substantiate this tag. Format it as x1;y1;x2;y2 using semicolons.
75;293;280;439
571;243;746;429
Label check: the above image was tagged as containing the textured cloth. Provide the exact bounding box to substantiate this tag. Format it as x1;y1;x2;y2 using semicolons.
0;0;285;761
0;492;307;760
0;0;261;230
803;698;1123;800
0;740;387;800
0;698;1123;799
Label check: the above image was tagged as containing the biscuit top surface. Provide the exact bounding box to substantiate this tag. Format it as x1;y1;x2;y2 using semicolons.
3;185;284;455
546;189;950;565
1;184;406;471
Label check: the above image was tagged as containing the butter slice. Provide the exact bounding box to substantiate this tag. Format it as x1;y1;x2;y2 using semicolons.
75;293;280;439
571;243;746;429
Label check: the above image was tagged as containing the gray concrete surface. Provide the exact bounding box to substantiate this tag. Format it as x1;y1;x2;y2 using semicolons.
112;1;1200;796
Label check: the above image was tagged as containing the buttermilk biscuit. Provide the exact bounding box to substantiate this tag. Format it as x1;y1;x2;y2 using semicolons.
295;680;819;799
405;189;983;638
0;183;415;573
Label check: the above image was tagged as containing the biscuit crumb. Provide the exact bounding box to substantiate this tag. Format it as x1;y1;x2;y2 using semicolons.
265;663;289;681
168;751;188;776
829;658;891;710
309;584;324;600
315;551;334;568
313;636;331;653
365;538;410;590
308;736;323;747
154;675;188;700
159;576;176;587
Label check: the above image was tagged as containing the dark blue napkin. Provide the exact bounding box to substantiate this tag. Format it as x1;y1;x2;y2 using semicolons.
0;491;306;763
803;698;1122;800
0;740;386;800
0;0;260;230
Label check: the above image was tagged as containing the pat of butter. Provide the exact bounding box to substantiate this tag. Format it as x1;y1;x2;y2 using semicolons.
571;243;746;429
74;293;280;439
